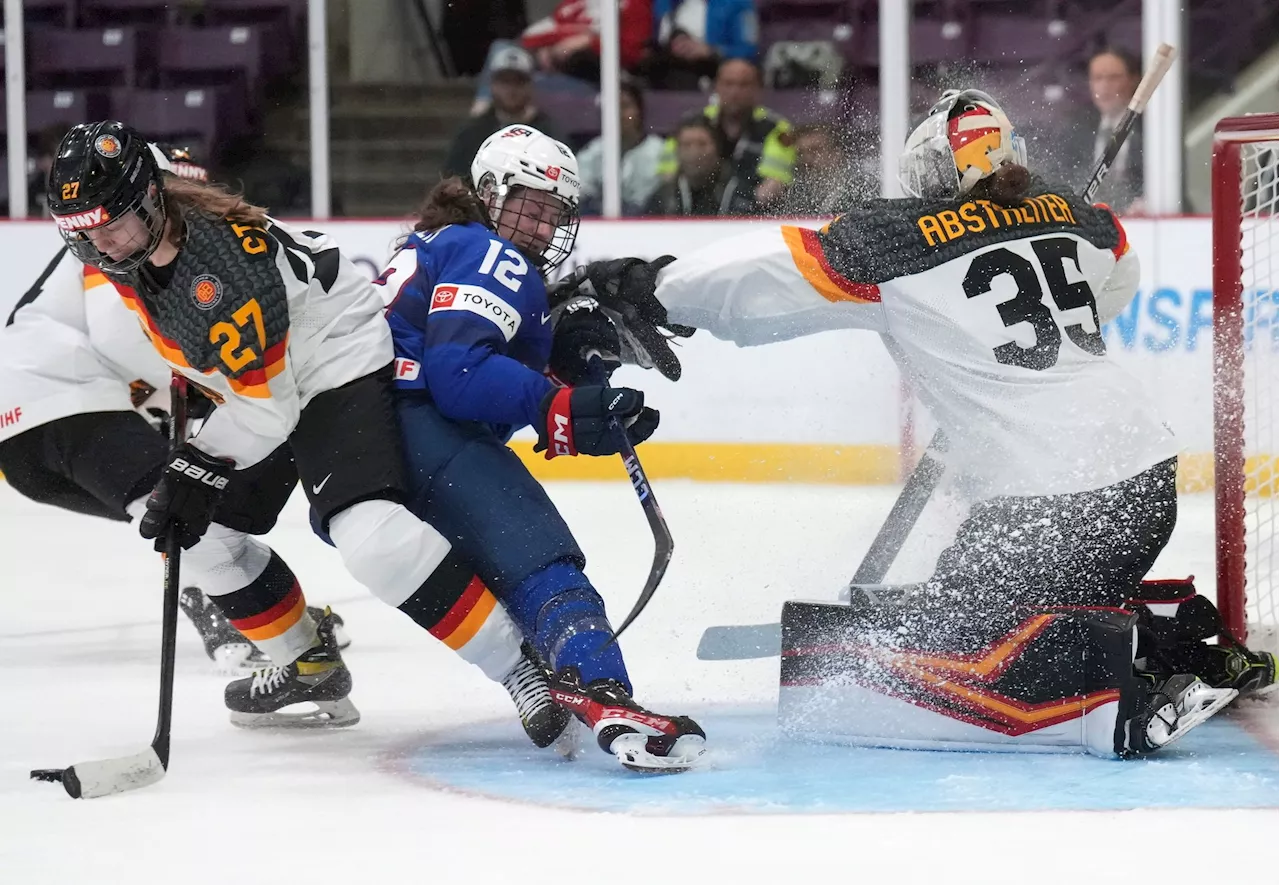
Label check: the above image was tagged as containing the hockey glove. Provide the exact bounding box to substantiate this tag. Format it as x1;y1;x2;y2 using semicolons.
548;298;622;385
547;256;695;382
535;386;659;459
138;444;233;551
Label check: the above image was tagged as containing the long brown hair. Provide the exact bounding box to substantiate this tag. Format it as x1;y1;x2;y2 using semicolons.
969;163;1033;206
412;177;488;233
162;176;270;226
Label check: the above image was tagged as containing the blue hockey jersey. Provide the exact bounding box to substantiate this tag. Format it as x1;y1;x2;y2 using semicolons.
377;223;555;439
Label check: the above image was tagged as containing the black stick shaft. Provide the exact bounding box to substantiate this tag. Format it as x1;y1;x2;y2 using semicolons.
151;375;189;767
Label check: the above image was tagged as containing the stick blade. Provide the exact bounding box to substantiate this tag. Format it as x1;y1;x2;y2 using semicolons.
32;748;166;799
696;623;782;660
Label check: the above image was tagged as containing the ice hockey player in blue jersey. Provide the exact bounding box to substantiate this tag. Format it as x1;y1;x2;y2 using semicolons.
375;125;706;772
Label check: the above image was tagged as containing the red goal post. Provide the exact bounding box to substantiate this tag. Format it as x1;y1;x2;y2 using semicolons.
1212;112;1279;649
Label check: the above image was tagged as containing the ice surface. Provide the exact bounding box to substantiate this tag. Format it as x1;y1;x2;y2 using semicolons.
1;481;1275;884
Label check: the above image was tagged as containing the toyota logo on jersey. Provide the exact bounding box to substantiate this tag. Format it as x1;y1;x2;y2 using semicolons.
428;284;523;341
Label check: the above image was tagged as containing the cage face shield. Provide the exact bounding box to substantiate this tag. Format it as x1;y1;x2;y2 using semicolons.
472;124;582;272
48;122;167;274
899;89;1027;198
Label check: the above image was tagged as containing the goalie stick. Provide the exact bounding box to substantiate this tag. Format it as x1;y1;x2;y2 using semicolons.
30;374;189;798
695;42;1178;662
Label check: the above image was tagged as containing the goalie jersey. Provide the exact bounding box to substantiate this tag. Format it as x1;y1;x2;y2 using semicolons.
655;185;1177;498
377;222;555;442
102;212;391;468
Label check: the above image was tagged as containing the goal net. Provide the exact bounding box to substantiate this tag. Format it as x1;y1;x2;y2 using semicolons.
1213;113;1279;652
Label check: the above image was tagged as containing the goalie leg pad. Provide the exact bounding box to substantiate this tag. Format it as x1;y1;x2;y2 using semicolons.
778;598;1144;756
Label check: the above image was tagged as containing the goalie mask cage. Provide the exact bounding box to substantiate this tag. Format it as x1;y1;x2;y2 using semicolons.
1212;112;1279;651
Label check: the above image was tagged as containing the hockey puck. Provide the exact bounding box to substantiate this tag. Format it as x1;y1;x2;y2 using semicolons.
29;767;83;798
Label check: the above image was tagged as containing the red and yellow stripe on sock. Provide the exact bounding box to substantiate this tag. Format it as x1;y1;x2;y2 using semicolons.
428;577;522;681
229;582;317;665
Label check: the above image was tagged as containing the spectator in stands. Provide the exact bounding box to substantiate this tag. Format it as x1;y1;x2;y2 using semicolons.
645;117;754;216
28;124;71;217
657;58;795;209
576;77;665;215
642;0;758;91
446;45;567;183
472;1;653;114
777;124;866;215
1060;47;1145;213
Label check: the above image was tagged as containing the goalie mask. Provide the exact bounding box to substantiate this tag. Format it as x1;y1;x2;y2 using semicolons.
47;121;168;274
471;124;581;273
898;89;1027;199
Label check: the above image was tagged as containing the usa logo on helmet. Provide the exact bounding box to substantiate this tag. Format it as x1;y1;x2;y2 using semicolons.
94;134;122;158
191;274;223;310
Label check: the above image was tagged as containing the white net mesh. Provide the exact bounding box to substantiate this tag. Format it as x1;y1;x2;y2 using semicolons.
1239;138;1279;643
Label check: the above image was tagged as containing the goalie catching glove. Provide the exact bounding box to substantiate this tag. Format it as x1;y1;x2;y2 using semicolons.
535;386;659;459
546;256;693;382
138;444;232;550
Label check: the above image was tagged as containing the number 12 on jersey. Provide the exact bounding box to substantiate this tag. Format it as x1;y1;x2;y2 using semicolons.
963;235;1105;371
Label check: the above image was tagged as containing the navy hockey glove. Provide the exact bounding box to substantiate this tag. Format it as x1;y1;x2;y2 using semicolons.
548;299;621;385
535;386;659;459
138;444;233;551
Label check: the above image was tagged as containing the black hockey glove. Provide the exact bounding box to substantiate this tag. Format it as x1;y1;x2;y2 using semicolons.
138;444;233;551
548;298;622;385
535;386;659;459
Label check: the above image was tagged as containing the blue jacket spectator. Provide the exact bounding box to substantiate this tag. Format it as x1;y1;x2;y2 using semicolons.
643;0;758;90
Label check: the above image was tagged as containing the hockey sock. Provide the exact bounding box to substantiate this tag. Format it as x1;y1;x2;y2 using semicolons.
502;560;631;692
206;550;318;665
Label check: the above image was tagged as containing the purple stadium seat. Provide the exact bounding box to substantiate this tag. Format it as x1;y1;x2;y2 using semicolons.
11;0;78;28
205;0;305;27
81;0;181;25
156;25;267;90
25;90;109;133
27;27;151;88
643;91;707;135
111;87;230;157
970;15;1065;65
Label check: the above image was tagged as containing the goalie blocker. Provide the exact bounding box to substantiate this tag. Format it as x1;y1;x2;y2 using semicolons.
778;591;1237;758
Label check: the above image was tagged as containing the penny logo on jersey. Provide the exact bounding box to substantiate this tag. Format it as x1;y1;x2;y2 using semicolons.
429;284;522;341
53;206;110;231
191;274;224;310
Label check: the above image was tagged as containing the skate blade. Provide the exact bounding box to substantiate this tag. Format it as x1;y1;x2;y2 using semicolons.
1161;685;1238;748
229;698;361;730
211;643;271;677
612;733;707;774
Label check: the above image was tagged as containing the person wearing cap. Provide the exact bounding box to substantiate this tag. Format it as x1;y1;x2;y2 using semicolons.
444;45;567;183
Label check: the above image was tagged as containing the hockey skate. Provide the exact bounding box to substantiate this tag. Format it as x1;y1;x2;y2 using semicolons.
180;587;350;675
1121;674;1237;757
1199;645;1277;697
549;668;706;772
224;609;360;729
502;645;580;757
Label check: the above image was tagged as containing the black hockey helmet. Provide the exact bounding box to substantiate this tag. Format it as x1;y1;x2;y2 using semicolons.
47;121;168;273
154;142;209;181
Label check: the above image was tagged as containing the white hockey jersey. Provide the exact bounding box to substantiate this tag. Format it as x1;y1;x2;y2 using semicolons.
103;212;391;468
0;249;170;445
655;188;1176;498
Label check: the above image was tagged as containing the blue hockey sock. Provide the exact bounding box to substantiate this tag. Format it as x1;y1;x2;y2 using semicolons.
501;560;631;692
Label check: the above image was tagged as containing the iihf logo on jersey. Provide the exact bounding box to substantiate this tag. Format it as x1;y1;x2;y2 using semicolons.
191;274;224;310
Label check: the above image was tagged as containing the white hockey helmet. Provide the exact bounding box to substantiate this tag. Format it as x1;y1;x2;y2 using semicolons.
898;89;1027;199
471;124;581;272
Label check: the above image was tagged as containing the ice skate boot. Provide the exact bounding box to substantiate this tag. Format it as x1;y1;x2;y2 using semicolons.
1121;674;1237;757
550;667;706;772
181;587;350;675
1199;645;1277;697
502;645;580;756
225;609;360;729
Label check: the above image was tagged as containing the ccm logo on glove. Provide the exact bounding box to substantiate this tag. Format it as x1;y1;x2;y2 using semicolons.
535;385;660;460
169;456;230;490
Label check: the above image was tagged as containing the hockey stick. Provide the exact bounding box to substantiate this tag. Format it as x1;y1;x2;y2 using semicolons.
31;375;188;798
587;355;675;649
695;43;1178;663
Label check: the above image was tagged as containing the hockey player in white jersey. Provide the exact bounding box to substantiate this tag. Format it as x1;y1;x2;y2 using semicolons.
43;122;570;743
0;144;348;674
554;90;1275;757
